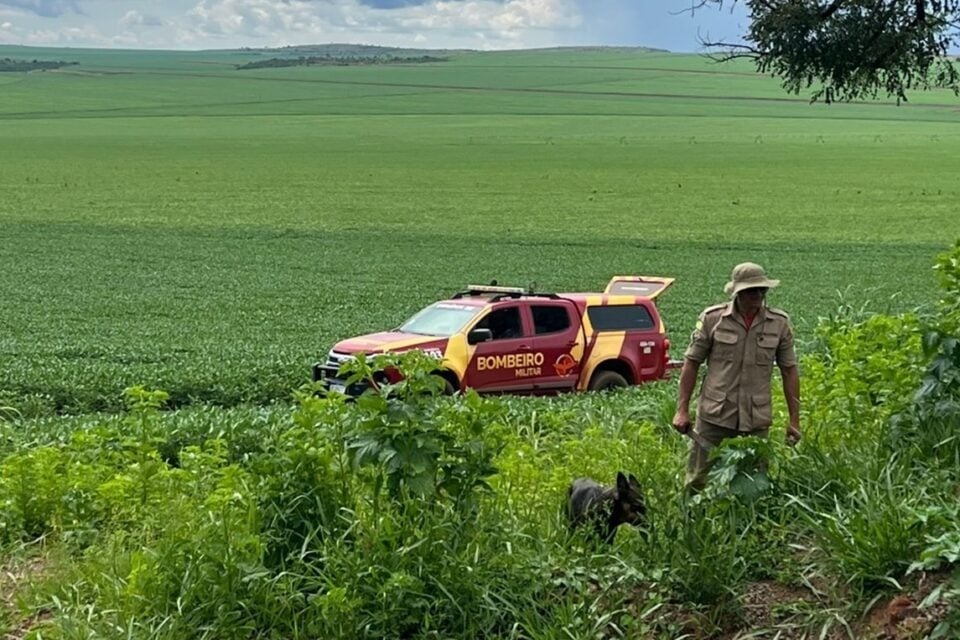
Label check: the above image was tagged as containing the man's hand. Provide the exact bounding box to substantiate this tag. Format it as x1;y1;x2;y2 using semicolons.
674;360;700;436
786;422;801;446
780;365;801;447
672;409;692;434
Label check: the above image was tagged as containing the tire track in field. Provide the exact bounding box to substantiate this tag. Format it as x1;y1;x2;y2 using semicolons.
5;64;801;103
442;63;762;78
6;106;958;127
190;67;803;103
125;68;960;109
3;66;827;106
3;67;958;121
0;87;447;119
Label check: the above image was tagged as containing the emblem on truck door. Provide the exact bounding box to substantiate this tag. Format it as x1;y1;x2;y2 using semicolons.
553;353;577;376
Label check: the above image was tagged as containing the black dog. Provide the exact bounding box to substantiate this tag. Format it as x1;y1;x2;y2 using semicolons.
566;472;647;544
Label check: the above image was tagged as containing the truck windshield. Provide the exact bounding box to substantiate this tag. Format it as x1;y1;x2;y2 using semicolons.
399;302;481;337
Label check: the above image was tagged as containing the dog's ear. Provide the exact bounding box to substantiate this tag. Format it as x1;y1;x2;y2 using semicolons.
628;473;641;488
616;471;629;494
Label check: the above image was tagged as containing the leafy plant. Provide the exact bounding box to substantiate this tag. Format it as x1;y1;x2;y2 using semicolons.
791;461;926;594
909;501;960;640
888;241;960;466
256;389;351;568
701;436;777;504
342;351;502;515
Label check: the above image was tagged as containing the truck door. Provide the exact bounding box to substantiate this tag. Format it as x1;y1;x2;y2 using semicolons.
586;302;663;381
529;301;584;391
464;304;537;392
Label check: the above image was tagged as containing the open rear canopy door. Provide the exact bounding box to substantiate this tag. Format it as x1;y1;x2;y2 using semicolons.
604;276;675;298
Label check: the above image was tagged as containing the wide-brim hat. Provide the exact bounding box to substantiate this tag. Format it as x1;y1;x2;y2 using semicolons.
724;262;780;297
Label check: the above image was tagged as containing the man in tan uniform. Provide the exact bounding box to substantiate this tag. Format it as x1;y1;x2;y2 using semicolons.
672;262;801;492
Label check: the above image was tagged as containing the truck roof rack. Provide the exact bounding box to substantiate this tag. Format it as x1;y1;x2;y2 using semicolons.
452;283;560;301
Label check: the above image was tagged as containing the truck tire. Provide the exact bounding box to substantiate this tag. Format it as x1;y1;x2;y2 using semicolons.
432;373;457;395
588;370;628;392
441;378;456;395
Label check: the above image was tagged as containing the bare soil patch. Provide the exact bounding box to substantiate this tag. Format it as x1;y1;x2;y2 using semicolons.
1;554;52;640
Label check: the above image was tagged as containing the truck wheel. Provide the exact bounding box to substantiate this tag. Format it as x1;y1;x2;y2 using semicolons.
432;374;457;395
442;378;456;395
589;370;628;392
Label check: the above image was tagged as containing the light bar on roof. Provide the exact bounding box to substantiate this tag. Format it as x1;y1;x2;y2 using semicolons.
466;284;527;294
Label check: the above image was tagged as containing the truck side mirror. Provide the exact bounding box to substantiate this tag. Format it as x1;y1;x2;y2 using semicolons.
467;328;493;345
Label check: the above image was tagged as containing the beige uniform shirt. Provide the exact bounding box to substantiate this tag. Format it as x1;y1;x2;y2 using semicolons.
684;302;797;432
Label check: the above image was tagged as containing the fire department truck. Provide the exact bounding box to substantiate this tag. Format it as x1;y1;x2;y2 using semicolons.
313;276;678;396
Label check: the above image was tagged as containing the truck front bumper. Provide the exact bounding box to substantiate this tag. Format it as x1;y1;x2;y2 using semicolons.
312;362;371;396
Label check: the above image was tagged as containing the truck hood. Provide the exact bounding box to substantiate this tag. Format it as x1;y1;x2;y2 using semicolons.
333;331;448;355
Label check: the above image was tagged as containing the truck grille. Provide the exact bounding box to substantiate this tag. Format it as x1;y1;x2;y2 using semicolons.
312;350;353;382
325;350;355;370
311;350;373;397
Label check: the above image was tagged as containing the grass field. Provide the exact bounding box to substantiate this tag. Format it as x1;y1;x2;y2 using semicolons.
2;44;958;412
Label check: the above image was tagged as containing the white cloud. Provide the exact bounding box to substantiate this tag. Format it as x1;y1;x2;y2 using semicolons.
20;23;99;45
398;0;581;34
119;10;165;28
0;1;743;51
0;0;79;19
180;0;580;48
188;0;329;41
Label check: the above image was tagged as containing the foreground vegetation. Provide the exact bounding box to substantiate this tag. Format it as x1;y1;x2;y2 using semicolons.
1;242;959;639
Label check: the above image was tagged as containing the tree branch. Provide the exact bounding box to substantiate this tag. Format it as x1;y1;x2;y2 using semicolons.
700;40;764;63
694;0;960;101
819;0;847;19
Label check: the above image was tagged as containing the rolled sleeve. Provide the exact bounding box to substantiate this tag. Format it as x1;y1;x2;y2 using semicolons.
683;311;713;364
776;323;798;368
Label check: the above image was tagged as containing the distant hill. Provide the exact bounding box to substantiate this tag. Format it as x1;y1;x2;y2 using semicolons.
236;43;471;58
0;43;672;66
502;45;671;54
236;53;448;70
233;43;667;58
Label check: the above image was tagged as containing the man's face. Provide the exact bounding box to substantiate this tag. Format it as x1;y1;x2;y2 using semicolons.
737;287;768;313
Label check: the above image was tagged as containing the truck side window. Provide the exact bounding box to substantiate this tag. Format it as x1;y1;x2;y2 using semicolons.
587;305;655;331
476;307;523;340
532;305;571;335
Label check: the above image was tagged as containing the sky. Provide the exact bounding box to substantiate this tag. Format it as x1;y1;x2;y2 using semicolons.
0;0;750;52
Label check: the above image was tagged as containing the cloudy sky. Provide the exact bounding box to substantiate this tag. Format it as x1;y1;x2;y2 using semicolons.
0;0;750;52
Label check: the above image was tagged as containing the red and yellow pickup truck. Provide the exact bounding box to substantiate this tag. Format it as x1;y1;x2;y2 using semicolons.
313;276;678;396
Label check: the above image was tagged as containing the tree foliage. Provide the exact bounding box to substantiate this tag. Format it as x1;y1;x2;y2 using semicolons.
0;58;77;72
694;1;960;102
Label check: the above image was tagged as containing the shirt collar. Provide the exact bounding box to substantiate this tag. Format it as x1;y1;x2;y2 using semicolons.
723;301;768;325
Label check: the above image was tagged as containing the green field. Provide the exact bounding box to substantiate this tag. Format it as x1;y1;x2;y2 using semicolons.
1;44;959;412
2;44;960;639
